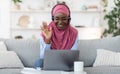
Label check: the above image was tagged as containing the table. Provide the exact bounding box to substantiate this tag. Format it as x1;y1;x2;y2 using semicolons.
21;68;87;74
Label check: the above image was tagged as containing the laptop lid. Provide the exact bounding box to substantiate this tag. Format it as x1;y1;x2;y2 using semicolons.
43;50;79;71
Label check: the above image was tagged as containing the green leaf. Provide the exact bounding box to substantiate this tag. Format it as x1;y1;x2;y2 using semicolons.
103;0;120;37
12;0;22;4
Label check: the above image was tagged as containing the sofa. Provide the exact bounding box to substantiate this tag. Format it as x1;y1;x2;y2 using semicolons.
0;35;120;74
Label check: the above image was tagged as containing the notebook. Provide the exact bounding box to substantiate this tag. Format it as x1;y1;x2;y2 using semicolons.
43;50;79;71
21;67;41;74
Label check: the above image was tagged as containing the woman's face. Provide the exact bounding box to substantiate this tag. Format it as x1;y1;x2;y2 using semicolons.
53;13;69;29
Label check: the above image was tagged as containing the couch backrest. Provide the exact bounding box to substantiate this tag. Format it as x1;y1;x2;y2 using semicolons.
1;36;120;68
78;35;120;67
3;39;40;67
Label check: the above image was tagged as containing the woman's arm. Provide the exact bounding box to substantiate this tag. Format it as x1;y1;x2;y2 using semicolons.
71;35;79;50
40;36;51;59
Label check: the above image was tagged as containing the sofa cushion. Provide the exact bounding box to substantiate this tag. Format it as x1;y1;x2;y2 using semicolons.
78;35;120;67
0;68;22;74
0;41;7;51
85;66;120;74
4;39;40;67
0;51;24;68
93;49;120;66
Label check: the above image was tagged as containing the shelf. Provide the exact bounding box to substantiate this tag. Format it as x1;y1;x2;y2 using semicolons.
11;28;40;30
11;10;51;13
72;10;102;13
11;9;102;13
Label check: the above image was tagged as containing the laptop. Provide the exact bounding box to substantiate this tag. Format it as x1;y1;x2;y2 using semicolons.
43;50;79;71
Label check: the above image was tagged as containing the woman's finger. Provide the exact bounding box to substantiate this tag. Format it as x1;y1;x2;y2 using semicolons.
42;22;48;29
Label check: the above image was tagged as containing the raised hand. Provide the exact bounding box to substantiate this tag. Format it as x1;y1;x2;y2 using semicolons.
41;22;52;44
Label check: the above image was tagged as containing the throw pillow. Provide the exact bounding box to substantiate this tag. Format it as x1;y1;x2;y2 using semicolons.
0;41;7;51
0;51;24;68
93;49;120;66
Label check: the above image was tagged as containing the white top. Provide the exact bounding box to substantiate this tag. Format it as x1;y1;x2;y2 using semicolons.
39;35;79;58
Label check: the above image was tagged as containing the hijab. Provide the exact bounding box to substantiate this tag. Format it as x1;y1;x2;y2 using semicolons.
52;4;70;17
48;22;78;50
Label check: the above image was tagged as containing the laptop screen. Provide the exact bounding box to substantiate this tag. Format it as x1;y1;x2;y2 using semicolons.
43;50;79;71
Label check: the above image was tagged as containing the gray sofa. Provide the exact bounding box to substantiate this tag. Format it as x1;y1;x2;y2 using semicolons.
1;35;120;74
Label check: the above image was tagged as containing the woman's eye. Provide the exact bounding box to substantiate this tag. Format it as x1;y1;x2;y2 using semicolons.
54;17;59;20
55;18;59;20
62;18;67;20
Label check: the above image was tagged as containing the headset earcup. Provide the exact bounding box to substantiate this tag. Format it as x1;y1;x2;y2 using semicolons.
52;16;54;21
69;17;71;21
68;17;71;22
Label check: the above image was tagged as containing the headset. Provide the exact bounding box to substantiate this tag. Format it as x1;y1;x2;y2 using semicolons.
51;3;71;21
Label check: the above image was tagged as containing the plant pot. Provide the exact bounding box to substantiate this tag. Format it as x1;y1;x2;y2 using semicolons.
14;4;21;10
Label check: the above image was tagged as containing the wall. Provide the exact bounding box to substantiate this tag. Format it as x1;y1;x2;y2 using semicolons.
0;0;10;38
0;0;115;39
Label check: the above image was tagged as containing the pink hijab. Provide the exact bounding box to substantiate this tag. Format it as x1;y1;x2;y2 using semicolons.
52;4;70;17
49;22;78;50
43;4;78;49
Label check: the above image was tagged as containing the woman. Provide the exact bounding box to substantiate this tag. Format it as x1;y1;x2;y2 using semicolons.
34;3;78;68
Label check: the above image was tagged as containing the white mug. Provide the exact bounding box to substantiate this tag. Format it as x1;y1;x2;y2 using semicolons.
74;61;84;72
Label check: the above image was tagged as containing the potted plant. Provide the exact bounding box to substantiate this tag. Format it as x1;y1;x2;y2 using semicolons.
100;0;108;12
103;0;120;37
12;0;22;10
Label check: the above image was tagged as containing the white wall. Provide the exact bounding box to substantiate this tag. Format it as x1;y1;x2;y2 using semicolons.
0;0;10;38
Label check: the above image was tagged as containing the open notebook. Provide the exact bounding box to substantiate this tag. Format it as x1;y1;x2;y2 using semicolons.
43;50;79;71
21;67;41;74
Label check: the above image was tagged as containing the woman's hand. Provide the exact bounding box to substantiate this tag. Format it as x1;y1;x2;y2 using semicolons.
41;22;52;44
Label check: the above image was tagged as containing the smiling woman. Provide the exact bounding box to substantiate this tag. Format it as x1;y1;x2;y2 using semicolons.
34;3;78;69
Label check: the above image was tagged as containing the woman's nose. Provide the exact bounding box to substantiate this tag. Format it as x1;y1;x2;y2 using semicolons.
58;20;63;24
